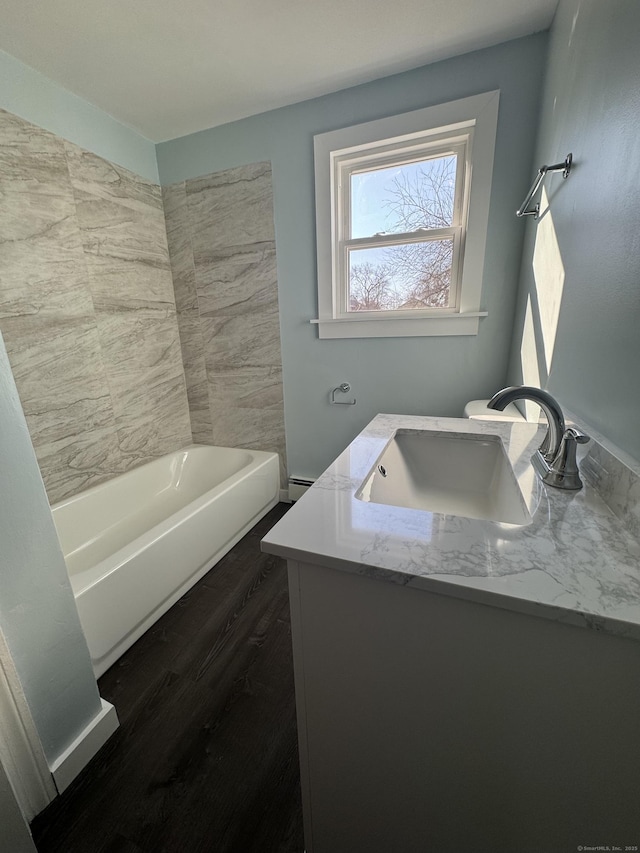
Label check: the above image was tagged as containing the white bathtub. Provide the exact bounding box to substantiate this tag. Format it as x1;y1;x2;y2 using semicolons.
52;445;280;677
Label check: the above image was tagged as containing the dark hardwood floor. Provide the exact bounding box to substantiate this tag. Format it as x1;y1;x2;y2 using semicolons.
32;503;304;853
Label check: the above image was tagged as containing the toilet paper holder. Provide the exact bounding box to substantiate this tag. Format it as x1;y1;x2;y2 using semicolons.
331;383;356;405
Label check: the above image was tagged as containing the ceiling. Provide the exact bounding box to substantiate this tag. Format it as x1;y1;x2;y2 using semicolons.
0;0;558;142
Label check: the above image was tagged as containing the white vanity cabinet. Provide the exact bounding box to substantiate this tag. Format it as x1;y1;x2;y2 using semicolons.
288;558;640;853
262;414;640;853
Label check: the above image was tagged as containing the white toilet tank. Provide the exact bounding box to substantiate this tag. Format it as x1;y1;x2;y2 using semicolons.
463;399;526;421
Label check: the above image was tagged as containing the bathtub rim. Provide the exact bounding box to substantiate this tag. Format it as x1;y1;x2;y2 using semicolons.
55;446;279;597
51;443;257;515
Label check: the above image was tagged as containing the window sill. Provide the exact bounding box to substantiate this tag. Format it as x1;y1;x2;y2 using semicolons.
310;312;487;339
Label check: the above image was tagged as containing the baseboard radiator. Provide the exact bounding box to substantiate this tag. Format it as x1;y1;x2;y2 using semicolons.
288;477;315;501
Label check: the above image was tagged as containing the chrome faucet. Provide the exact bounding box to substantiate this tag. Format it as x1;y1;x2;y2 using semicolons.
487;386;590;490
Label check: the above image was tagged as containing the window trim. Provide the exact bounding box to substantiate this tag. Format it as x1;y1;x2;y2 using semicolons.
313;90;500;339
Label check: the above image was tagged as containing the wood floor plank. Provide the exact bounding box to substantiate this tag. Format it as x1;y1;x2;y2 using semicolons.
32;503;304;853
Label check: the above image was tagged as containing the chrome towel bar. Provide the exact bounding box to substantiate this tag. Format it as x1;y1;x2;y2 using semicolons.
516;153;572;219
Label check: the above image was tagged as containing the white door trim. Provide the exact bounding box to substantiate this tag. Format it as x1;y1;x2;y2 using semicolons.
0;626;57;821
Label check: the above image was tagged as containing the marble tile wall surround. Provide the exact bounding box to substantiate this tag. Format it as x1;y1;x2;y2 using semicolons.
0;109;121;502
65;145;191;463
163;162;287;484
0;108;192;504
162;183;212;444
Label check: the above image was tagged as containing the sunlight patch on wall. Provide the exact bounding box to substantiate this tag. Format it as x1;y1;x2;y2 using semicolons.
533;187;565;376
518;186;566;421
520;294;542;423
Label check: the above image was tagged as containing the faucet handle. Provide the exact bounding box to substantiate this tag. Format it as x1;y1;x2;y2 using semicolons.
544;427;590;490
565;427;590;445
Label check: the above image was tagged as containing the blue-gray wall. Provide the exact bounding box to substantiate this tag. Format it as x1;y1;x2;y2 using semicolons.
0;334;101;765
507;0;640;462
157;34;548;479
0;49;159;182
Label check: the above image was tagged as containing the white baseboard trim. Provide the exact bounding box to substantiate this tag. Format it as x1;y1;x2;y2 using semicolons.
50;699;119;793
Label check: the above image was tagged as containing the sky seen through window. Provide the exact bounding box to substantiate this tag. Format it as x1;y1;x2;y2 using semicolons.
348;154;457;311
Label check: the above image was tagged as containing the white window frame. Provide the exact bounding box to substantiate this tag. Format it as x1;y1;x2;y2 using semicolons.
313;90;500;339
336;133;469;317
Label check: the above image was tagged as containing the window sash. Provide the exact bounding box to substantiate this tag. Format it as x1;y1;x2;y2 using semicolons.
336;139;469;241
333;141;469;320
339;229;463;318
343;225;460;251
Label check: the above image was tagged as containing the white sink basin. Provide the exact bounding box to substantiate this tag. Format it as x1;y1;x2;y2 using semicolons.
355;429;532;525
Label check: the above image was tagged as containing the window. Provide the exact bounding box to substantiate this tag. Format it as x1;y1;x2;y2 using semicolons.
343;138;466;314
313;91;500;339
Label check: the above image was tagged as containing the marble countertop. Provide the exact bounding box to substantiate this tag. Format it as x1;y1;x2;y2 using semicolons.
262;414;640;642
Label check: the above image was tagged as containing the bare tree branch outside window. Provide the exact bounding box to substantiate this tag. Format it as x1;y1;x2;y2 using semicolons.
348;156;457;311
